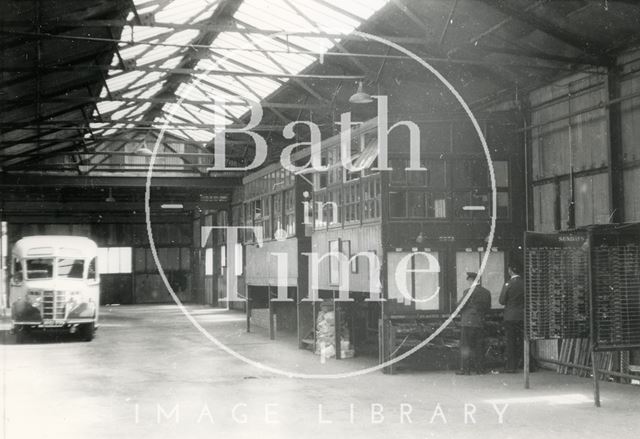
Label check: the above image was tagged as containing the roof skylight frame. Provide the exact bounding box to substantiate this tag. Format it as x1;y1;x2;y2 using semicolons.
93;0;389;168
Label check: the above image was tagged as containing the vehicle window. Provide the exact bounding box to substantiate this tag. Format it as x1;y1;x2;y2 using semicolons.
88;257;97;280
58;258;85;279
13;258;23;283
26;258;54;279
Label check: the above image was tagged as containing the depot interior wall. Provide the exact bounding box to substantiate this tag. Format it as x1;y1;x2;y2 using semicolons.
199;210;218;308
311;223;383;294
529;70;611;369
528;48;640;368
7;214;195;305
530;47;640;231
245;238;299;286
620;50;640;222
530;71;610;231
236;162;312;331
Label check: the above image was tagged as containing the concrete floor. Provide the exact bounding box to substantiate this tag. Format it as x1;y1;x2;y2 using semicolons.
2;305;639;439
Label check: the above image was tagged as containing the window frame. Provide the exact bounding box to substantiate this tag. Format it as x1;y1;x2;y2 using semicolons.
12;257;23;283
272;192;283;239
284;188;296;237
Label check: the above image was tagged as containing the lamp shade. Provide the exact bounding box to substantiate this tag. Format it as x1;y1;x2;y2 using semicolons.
105;188;116;203
349;81;373;104
134;146;153;156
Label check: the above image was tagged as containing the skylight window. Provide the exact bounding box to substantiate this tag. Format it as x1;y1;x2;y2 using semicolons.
154;0;216;24
95;0;389;174
122;71;164;96
138;82;165;99
121;26;173;44
107;71;146;93
97;101;123;115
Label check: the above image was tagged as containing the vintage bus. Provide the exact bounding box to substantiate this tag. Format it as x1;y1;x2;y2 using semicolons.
9;236;100;342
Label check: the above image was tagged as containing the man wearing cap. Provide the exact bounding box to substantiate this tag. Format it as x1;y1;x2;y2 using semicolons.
456;272;492;375
499;262;524;373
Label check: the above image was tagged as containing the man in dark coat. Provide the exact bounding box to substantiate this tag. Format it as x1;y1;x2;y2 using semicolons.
499;262;524;372
456;272;492;375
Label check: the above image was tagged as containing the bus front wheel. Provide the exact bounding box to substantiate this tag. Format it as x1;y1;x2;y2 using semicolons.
14;326;29;344
78;323;95;342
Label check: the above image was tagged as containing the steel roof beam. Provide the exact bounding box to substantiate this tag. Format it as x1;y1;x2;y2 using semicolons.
476;0;614;66
2;141;80;169
5;149;239;160
160;141;205;175
0;102;96;136
1;63;366;80
138;0;245;138
0;20;431;45
10;161;237;170
0;120;302;131
0;174;242;188
1;95;327;110
282;0;371;77
472;43;603;67
0;201;229;213
447;0;546;57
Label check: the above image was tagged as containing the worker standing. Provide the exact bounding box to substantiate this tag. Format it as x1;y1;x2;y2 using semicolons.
499;261;525;373
456;272;492;375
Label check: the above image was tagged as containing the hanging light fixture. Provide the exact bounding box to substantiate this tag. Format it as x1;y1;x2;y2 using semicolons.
349;81;373;104
105;187;116;203
134;134;153;156
135;146;153;156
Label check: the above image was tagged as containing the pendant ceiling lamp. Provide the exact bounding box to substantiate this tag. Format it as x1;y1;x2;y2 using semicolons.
349;81;373;104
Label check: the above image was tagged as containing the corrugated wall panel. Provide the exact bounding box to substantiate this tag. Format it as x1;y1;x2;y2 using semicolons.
530;71;612;230
245;239;299;286
311;224;382;293
532;101;571;179
559;178;571;229
620;58;640;223
204;277;214;304
621;66;640;164
624;167;640;221
570;92;608;171
535;339;559;370
575;172;611;226
531;76;607;180
533;183;556;232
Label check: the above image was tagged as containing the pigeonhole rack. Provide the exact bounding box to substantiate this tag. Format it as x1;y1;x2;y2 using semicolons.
524;223;640;406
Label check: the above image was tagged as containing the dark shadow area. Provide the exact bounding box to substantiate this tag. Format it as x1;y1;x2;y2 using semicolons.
0;328;94;345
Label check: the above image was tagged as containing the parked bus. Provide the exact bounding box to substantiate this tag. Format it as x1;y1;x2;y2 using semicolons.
9;236;100;342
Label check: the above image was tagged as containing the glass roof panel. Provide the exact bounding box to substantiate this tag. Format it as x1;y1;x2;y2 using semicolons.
300;1;360;31
120;26;173;44
122;71;165;96
111;106;138;120
117;44;150;63
136;44;181;66
128;103;152;119
137;82;165;99
97;101;123;115
160;55;183;69
107;71;146;93
96;0;388;162
154;0;217;24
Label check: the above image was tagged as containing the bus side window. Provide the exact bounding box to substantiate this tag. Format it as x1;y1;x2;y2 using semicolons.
13;258;23;283
88;257;97;280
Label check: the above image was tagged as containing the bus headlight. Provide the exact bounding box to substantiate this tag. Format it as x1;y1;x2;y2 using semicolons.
26;291;42;306
67;293;80;308
67;302;95;319
11;298;42;322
